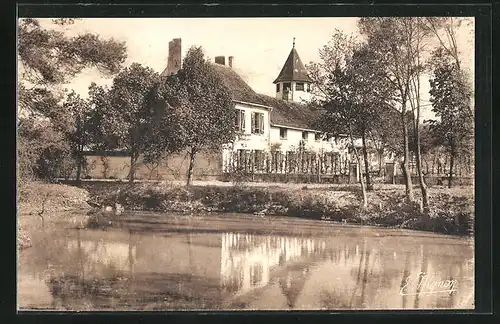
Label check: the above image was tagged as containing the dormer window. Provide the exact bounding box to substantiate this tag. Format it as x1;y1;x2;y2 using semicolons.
296;83;304;91
283;82;291;91
276;83;280;92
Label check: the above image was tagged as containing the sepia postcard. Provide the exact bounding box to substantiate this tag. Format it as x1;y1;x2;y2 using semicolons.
17;14;477;312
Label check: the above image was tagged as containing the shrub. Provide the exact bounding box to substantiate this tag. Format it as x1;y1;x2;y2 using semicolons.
87;182;474;236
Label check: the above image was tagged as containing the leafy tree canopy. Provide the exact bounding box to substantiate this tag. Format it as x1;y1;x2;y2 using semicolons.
165;46;236;153
18;18;126;86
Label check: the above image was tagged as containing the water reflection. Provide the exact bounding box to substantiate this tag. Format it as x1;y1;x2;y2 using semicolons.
18;217;474;311
66;238;136;273
294;242;473;310
219;232;473;310
220;232;326;301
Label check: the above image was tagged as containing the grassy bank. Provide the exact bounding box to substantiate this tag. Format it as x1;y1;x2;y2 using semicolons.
82;181;474;236
17;182;92;249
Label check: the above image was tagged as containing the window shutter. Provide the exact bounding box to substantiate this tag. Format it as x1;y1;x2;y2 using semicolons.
259;113;264;134
241;110;245;131
251;112;256;133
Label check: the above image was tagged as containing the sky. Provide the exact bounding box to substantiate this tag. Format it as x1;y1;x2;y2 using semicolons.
36;17;474;120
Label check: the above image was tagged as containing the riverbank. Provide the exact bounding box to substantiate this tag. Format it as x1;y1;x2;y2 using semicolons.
81;181;474;236
17;181;92;249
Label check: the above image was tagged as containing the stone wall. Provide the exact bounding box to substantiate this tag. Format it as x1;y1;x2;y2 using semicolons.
81;150;222;181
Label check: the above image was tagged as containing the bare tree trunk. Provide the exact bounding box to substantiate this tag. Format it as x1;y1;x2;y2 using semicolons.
75;118;83;183
349;129;367;210
415;125;429;212
129;152;138;183
361;132;373;191
448;146;455;189
411;59;430;212
186;148;197;186
76;148;82;183
401;110;414;202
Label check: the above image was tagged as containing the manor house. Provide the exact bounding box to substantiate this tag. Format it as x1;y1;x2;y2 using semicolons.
161;38;353;178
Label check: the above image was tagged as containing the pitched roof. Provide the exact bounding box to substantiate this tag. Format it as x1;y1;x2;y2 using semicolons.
212;64;320;129
273;48;313;84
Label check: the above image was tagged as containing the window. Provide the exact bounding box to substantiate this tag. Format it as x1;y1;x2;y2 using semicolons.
314;133;322;141
296;83;304;91
234;109;246;132
276;83;280;92
251;112;265;134
283;83;291;91
279;128;287;140
307;83;311;92
302;131;308;141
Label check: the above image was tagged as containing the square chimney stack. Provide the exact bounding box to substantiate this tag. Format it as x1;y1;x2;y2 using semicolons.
228;56;234;68
164;38;181;76
215;56;225;65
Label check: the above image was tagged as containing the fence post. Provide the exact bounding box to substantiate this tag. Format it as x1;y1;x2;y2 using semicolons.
301;152;305;173
317;153;321;183
286;151;289;175
279;151;283;174
250;150;255;181
266;152;270;174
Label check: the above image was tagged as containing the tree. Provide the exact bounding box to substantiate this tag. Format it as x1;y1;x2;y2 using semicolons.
425;17;474;184
17;18;127;186
140;81;185;170
63;91;92;182
310;31;395;200
349;45;396;191
428;49;473;188
368;107;403;175
409;123;440;175
18;18;126;87
405;18;434;213
358;18;425;204
423;17;474;71
94;63;162;182
164;46;236;186
311;32;395;209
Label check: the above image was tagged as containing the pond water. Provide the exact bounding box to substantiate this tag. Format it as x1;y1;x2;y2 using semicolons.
18;212;474;311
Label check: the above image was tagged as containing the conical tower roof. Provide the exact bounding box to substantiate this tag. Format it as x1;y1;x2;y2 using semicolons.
273;44;312;84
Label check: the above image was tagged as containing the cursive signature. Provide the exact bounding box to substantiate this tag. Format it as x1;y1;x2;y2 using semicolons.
400;272;458;296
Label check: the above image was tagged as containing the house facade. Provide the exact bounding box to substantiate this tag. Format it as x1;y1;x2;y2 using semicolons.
77;39;397;182
161;38;359;180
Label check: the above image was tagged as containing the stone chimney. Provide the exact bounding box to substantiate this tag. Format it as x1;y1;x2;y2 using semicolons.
228;56;234;68
215;56;225;65
166;38;181;76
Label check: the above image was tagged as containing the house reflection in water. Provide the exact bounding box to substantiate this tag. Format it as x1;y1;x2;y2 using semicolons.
220;232;326;297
